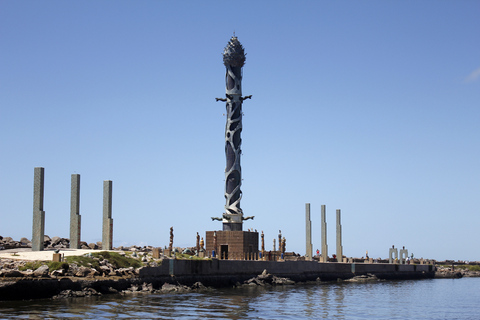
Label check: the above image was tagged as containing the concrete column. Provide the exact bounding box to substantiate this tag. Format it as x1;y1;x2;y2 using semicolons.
336;209;343;263
305;203;312;260
102;180;113;250
69;174;81;249
321;204;328;262
32;167;45;251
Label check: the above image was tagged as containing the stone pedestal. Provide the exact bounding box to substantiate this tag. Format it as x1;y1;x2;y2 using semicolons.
102;180;113;250
152;248;161;259
32;167;45;251
206;230;258;260
52;253;62;262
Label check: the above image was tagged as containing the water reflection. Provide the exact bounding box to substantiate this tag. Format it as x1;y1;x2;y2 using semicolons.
1;279;480;319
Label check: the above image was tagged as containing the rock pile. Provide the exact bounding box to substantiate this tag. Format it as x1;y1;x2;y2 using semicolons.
52;288;101;299
0;257;144;279
343;273;380;282
0;236;31;250
434;265;480;278
121;281;209;294
242;269;295;287
0;235;71;250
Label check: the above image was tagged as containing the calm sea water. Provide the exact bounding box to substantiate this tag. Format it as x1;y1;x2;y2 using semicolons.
0;278;478;319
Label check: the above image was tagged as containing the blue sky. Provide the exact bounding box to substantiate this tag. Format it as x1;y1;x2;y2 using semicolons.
1;1;479;261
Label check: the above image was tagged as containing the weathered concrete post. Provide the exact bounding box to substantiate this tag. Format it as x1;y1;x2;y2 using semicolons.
69;174;81;249
321;204;328;262
32;167;45;251
305;203;313;260
336;209;343;263
102;180;113;250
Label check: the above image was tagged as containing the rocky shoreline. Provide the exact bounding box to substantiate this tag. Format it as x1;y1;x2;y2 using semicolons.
434;265;480;278
1;235;479;301
0;254;299;301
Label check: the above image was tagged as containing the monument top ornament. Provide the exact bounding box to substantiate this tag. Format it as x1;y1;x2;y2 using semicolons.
223;36;246;68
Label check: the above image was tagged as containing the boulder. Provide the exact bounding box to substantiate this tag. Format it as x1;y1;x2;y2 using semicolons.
74;266;91;277
51;269;67;277
160;283;190;293
19;237;31;245
33;265;50;277
88;243;98;250
51;236;61;245
191;282;209;291
344;273;379;282
243;270;295;286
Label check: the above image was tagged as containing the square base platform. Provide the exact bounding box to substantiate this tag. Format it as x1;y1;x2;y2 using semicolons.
205;230;258;260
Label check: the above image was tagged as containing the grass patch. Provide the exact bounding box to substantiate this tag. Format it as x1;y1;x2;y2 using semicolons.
18;261;45;271
91;251;142;269
64;251;141;269
174;253;207;260
47;262;69;272
454;265;480;272
64;255;100;269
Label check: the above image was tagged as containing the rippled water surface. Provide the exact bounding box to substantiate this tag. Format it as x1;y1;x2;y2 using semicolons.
1;278;479;319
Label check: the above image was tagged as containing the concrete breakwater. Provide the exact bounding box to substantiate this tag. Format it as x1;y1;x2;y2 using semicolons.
0;259;435;301
139;259;435;283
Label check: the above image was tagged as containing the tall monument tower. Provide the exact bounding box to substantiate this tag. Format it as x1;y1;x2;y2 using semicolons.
207;35;257;259
212;35;253;231
223;35;247;231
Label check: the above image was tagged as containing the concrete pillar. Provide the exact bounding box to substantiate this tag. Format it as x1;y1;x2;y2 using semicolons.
69;174;81;249
336;209;343;263
305;203;313;260
32;167;45;251
321;204;328;262
102;180;113;250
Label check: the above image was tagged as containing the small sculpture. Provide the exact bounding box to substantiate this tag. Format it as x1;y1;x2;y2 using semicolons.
168;227;174;253
196;232;200;254
261;231;265;255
